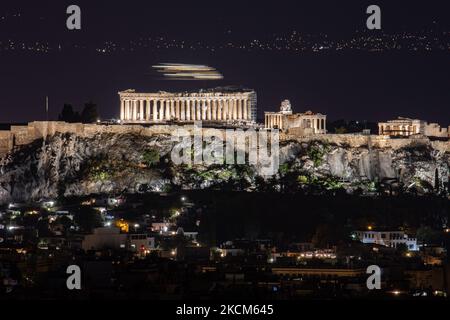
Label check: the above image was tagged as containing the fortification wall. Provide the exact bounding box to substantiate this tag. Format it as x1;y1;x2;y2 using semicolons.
0;121;448;158
282;133;450;152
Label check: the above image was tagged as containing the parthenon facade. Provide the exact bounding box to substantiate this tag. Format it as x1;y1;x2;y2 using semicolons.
119;88;257;123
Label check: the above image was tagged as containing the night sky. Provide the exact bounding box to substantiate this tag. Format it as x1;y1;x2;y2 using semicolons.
1;0;449;124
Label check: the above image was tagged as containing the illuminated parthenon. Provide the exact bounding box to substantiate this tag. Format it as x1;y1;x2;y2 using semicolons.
118;88;257;123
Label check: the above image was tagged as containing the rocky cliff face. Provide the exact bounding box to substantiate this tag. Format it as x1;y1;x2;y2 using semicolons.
0;132;448;203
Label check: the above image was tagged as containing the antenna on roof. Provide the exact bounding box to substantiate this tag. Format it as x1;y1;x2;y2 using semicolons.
45;96;49;121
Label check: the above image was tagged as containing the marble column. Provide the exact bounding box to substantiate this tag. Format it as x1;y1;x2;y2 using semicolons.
222;100;227;120
200;100;204;120
146;99;150;121
186;100;191;121
191;100;196;120
138;100;143;120
120;99;125;120
123;100;126;120
168;100;173;119
225;100;230;120
197;100;201;120
206;100;211;120
180;100;185;121
131;100;136;120
176;100;180;120
153;100;158;121
212;100;216;120
159;100;165;121
165;100;170;120
217;100;222;121
238;99;243;120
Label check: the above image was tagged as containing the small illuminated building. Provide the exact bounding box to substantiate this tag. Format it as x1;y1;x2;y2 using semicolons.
82;227;155;253
378;117;426;136
264;100;326;135
354;230;419;251
379;117;450;138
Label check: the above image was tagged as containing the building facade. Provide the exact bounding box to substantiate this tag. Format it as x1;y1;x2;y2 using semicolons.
264;100;326;135
82;227;155;253
354;230;419;251
378;117;450;138
378;117;427;136
118;88;257;123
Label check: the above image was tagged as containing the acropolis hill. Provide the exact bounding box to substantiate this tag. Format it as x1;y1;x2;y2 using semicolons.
0;88;448;202
0;120;449;203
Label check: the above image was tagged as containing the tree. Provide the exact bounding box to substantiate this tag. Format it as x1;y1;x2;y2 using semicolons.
311;224;346;248
311;224;334;248
142;149;160;167
81;101;99;123
58;104;81;123
396;243;409;256
335;126;347;134
416;226;441;246
74;206;103;232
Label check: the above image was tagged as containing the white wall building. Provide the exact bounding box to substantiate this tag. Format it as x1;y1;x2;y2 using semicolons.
82;227;155;253
354;230;419;251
